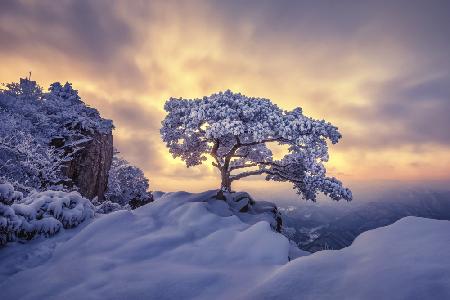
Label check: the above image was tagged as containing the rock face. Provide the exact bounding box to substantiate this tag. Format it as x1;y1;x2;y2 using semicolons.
63;133;113;200
220;192;283;233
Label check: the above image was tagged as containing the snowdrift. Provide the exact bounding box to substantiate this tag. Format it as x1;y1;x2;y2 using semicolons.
246;216;450;299
1;191;449;300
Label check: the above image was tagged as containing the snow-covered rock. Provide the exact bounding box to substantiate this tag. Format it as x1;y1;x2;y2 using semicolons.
0;191;449;300
220;191;283;232
94;200;124;214
0;183;15;205
0;78;114;198
1;188;94;245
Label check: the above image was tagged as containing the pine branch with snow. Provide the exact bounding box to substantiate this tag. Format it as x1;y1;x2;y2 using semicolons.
161;90;352;201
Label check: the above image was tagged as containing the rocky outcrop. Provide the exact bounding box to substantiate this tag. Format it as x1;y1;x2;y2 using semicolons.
61;133;113;200
220;191;283;233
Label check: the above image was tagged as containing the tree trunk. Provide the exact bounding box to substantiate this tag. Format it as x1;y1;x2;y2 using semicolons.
220;169;231;192
216;169;231;200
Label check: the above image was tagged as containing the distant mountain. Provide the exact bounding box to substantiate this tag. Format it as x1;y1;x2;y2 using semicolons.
281;190;450;252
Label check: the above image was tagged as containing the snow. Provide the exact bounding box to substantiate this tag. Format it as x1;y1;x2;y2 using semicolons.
0;191;449;300
0;78;113;194
0;183;15;204
1;188;94;245
0;191;292;299
161;90;351;201
94;200;124;214
105;154;151;206
246;217;450;300
0;218;93;282
14;190;94;228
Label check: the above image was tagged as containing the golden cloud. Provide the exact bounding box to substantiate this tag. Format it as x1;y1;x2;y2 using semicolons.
1;1;449;195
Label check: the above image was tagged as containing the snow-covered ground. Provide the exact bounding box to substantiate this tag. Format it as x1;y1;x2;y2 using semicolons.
1;191;449;300
246;216;450;299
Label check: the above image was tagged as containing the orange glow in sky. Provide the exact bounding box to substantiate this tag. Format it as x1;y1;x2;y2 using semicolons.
1;1;449;199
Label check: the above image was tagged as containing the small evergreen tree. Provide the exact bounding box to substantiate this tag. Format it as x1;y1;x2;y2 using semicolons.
105;153;152;207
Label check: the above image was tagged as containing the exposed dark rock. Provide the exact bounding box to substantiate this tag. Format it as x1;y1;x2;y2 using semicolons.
238;201;249;212
275;215;283;232
215;190;227;201
50;136;66;148
129;194;154;210
62;132;113;200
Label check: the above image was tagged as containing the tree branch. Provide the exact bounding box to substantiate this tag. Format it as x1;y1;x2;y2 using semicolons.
197;122;206;134
221;135;304;172
239;137;279;147
230;165;304;183
230;160;293;171
230;169;267;181
210;139;221;168
230;162;259;171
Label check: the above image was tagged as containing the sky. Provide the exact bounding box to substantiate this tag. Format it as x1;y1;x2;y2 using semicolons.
1;0;449;201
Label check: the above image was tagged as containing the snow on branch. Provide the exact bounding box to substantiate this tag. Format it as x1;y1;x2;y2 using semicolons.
161;90;352;201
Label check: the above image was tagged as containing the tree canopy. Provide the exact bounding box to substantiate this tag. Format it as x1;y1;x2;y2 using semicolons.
161;90;352;201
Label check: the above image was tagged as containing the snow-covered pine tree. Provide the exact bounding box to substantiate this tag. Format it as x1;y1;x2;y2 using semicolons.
161;90;352;201
105;153;152;208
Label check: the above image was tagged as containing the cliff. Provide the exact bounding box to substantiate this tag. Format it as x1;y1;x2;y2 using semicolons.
62;132;113;201
0;78;114;199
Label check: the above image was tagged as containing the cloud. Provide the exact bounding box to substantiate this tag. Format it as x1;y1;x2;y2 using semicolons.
1;0;449;191
0;0;129;61
0;0;147;91
85;93;163;133
83;91;216;182
324;72;450;150
114;132;163;173
362;74;450;145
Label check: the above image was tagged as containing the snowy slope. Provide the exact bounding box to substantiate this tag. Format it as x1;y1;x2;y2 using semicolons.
1;191;449;300
246;216;450;299
0;191;294;300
